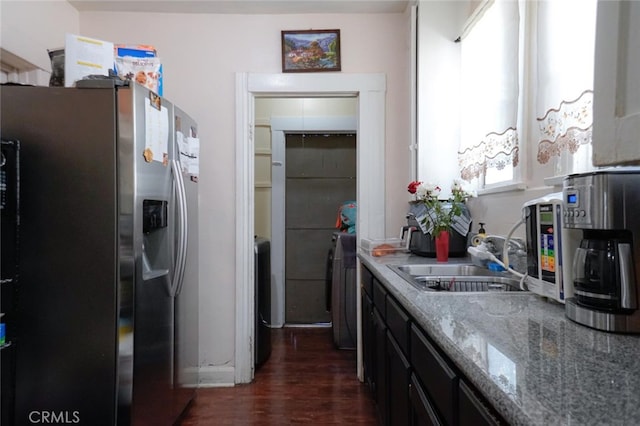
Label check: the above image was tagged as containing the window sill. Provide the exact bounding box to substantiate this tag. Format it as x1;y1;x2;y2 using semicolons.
477;181;526;196
543;175;567;187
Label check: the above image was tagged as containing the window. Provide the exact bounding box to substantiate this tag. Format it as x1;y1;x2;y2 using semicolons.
458;0;522;189
457;0;598;190
534;0;597;178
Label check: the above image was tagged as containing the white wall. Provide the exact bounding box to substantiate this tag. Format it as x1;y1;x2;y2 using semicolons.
76;11;410;382
0;0;79;71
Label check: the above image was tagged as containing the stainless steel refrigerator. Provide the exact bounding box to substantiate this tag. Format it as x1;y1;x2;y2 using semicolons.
0;81;199;425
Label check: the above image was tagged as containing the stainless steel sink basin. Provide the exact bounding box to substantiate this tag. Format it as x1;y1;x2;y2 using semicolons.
388;263;523;292
391;264;501;277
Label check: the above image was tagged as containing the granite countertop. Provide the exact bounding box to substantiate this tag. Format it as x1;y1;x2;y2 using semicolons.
359;252;640;426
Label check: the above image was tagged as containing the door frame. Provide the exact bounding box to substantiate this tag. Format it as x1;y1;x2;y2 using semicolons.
235;72;386;383
270;116;358;328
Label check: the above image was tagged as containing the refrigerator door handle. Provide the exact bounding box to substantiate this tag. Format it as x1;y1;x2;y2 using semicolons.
171;159;188;297
176;161;189;296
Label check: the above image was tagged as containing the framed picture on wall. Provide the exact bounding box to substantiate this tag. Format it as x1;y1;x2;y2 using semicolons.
281;29;341;72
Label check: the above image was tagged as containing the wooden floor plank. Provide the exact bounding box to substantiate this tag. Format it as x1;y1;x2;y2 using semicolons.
178;327;377;425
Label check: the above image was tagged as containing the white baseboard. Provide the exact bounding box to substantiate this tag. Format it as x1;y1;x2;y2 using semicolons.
198;365;236;387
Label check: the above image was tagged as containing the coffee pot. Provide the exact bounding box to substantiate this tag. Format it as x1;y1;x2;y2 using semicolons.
572;232;634;311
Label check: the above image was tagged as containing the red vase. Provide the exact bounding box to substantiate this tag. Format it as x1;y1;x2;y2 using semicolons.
435;230;450;262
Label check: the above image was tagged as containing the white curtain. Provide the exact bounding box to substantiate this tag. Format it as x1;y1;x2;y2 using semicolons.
534;0;597;175
458;0;520;183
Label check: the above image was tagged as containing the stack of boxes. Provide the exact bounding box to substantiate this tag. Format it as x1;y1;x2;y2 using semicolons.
60;34;163;95
114;44;163;96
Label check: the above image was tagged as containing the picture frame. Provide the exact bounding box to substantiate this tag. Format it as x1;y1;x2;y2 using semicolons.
281;29;341;73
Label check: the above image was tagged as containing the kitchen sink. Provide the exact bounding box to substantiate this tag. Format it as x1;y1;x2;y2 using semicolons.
388;263;523;292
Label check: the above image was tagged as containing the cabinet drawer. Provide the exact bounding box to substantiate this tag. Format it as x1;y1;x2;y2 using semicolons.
409;373;442;426
459;380;504;426
361;266;374;297
386;296;410;355
411;323;458;426
373;278;387;319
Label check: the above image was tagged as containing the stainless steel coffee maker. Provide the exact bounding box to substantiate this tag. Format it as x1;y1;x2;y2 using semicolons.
563;169;640;333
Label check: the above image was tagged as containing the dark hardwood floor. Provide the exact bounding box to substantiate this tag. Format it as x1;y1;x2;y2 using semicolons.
179;327;378;425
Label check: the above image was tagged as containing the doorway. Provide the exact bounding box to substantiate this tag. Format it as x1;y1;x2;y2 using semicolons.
235;72;387;384
284;133;356;324
267;112;359;328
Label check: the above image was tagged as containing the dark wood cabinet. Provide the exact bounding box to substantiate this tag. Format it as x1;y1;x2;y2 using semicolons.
387;295;410;354
409;374;441;426
387;331;411;426
373;278;387;317
411;323;459;426
362;266;374;298
373;307;388;425
362;274;388;425
362;291;374;388
360;265;506;426
458;380;503;426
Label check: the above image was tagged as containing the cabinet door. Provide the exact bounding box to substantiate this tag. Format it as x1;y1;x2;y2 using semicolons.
362;266;374;298
593;0;640;165
373;307;388;425
409;374;442;426
411;324;458;426
373;277;387;319
387;331;411;426
459;380;503;426
387;295;410;355
362;292;374;388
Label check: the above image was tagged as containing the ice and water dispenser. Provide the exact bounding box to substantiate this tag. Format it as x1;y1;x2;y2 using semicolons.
142;199;170;280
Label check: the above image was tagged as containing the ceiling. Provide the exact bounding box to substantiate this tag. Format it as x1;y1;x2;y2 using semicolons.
67;0;412;14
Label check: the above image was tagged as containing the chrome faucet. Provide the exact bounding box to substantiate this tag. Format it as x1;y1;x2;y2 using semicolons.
483;235;525;252
482;235;527;273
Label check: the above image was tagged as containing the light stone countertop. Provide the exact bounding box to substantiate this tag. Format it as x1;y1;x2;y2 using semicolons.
359;251;640;426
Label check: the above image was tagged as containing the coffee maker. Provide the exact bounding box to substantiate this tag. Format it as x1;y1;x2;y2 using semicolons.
563;169;640;333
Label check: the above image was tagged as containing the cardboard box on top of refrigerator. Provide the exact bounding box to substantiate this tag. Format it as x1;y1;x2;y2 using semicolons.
114;44;163;96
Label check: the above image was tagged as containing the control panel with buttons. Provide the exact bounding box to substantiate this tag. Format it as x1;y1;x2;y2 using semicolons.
563;186;592;227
